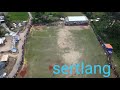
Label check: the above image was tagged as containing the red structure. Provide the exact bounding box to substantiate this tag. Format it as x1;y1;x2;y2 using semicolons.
19;65;28;78
49;64;53;72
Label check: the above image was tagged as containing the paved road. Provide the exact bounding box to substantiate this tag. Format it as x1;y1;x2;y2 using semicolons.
7;12;33;78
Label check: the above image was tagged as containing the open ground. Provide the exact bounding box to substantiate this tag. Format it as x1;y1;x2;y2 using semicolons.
25;23;115;78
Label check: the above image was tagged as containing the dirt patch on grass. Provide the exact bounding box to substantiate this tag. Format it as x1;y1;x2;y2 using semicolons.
57;26;88;65
64;25;90;31
57;28;73;49
62;51;81;65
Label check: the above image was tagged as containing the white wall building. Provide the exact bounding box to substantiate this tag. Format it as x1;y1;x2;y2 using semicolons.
64;16;89;25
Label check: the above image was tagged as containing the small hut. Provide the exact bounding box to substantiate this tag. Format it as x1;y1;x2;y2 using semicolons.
104;44;113;54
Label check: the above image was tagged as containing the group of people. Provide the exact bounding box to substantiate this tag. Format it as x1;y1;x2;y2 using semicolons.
97;35;119;78
12;22;32;78
33;21;64;27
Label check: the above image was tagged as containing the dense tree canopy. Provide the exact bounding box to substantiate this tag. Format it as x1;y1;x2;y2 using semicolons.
32;12;62;24
84;12;120;58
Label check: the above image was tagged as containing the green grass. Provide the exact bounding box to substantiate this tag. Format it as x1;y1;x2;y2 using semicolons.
31;12;35;18
8;12;28;22
70;29;112;78
25;26;60;78
112;54;120;75
25;25;114;78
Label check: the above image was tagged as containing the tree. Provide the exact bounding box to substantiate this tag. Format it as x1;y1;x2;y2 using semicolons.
83;12;93;18
90;12;120;59
32;12;61;24
4;15;12;28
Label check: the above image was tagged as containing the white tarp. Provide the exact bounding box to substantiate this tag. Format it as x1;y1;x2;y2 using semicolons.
0;37;5;44
65;16;89;22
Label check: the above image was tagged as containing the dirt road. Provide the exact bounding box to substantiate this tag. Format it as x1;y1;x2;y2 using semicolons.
7;12;33;78
57;26;84;65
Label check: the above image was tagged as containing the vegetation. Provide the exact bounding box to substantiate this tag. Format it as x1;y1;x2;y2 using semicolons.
32;12;62;24
0;30;5;37
84;12;120;74
60;12;83;16
5;15;12;28
25;25;114;78
0;13;6;37
7;12;28;22
25;27;58;77
86;12;120;58
32;12;83;24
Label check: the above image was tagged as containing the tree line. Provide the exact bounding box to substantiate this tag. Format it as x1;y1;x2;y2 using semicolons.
32;12;63;24
84;12;120;59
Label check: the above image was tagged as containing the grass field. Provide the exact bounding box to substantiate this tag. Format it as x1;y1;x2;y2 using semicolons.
25;26;59;78
25;25;115;78
8;12;28;22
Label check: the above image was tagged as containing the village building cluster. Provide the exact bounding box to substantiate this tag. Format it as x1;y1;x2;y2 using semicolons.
0;14;27;78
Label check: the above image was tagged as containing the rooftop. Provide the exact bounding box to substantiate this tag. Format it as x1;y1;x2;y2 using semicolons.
104;44;113;49
66;16;88;22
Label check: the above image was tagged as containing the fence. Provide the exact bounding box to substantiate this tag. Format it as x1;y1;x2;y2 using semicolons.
91;22;119;78
9;18;32;78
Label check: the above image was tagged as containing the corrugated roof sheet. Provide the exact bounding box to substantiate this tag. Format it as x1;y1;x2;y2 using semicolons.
105;44;113;49
67;16;88;22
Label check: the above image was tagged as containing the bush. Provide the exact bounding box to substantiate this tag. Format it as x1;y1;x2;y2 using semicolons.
89;12;120;60
32;12;61;24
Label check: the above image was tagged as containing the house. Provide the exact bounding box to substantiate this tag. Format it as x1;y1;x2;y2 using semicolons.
64;16;89;25
0;55;9;62
0;16;5;23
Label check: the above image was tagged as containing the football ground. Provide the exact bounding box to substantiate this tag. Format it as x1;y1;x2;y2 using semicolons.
25;24;115;78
